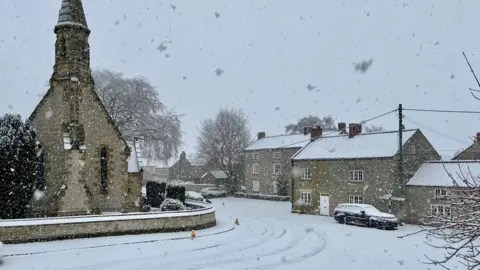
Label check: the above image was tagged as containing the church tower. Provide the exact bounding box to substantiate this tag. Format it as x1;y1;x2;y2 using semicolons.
29;0;142;217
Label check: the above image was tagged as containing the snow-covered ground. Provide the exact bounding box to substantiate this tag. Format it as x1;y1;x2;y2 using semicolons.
1;198;460;270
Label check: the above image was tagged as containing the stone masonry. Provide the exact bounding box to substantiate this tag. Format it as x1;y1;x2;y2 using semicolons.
28;0;141;216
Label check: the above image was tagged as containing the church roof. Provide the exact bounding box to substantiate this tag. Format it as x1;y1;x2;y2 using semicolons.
56;0;89;30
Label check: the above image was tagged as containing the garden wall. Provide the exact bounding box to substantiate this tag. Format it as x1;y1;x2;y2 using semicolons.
0;200;215;244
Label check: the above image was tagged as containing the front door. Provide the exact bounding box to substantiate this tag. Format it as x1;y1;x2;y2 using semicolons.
320;194;330;216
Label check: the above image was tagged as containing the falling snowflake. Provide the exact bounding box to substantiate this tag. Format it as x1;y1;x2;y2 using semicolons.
170;4;176;11
354;59;373;73
307;84;316;91
215;12;220;18
215;68;225;77
45;109;53;120
157;43;167;53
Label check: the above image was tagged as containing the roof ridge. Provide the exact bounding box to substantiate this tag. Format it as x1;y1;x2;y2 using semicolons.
313;128;418;140
263;133;308;139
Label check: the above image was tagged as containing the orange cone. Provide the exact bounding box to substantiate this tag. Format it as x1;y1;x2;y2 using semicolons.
234;218;240;225
191;230;196;239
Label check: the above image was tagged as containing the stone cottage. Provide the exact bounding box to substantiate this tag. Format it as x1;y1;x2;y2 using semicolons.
169;151;205;183
452;132;480;160
28;0;142;216
201;170;228;186
404;160;480;224
244;130;311;196
291;125;440;220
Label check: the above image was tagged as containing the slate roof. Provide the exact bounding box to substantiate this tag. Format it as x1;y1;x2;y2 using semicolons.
292;129;418;160
245;133;311;151
57;0;89;29
201;170;228;179
406;160;480;187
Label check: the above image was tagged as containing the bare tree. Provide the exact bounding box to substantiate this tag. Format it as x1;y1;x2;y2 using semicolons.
285;115;337;134
93;69;182;161
197;108;250;193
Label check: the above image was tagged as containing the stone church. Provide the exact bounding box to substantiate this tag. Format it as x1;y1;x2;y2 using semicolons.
28;0;142;216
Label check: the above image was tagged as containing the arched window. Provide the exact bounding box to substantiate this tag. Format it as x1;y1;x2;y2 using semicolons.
100;146;108;194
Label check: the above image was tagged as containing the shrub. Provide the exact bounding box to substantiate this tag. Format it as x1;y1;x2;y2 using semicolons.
146;181;165;207
166;182;186;204
160;198;186;211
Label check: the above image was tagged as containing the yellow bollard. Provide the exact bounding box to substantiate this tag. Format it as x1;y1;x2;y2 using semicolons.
191;230;196;239
234;218;240;225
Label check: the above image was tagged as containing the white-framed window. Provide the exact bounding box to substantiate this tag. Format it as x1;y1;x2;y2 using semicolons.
349;170;364;182
252;180;260;192
431;204;451;216
435;189;447;199
410;145;416;155
273;163;281;175
273;152;281;159
252;163;259;175
349;195;364;204
253;153;260;160
301;168;312;180
300;191;312;204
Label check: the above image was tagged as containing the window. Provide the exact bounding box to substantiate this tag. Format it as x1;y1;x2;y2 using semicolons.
271;181;277;194
253;153;260;159
252;163;259;175
301;168;312;180
431;204;451;216
349;170;364;182
349;195;364;204
435;189;447;199
252;180;260;192
273;152;281;159
300;191;312;204
100;146;108;194
410;145;416;155
273;163;281;175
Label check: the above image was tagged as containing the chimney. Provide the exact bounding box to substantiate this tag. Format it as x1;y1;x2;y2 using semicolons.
310;126;323;140
180;151;186;160
476;132;480;144
348;123;362;138
338;122;347;134
258;132;266;140
303;126;312;135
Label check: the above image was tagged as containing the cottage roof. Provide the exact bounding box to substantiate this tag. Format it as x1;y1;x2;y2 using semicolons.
406;160;480;187
201;170;228;179
245;133;310;151
292;129;418;160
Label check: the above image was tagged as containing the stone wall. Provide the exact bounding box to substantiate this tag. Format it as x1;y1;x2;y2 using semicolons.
244;147;300;196
0;202;215;244
454;142;480;160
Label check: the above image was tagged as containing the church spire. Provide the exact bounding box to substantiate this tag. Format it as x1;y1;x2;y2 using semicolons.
55;0;89;32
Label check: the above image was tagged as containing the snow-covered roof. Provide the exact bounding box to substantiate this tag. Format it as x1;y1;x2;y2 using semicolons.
406;160;480;187
201;170;228;179
292;129;418;160
127;142;140;173
245;133;310;151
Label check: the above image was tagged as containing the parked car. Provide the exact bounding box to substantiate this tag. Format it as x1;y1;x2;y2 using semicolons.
200;187;227;199
186;191;204;201
333;203;399;230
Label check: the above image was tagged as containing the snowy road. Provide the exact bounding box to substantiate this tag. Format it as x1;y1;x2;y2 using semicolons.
2;198;458;270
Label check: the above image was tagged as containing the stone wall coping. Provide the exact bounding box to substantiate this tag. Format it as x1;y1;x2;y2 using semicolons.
0;200;214;228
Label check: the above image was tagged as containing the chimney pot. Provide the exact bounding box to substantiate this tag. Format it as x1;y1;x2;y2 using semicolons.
476;132;480;144
258;132;266;140
310;126;323;140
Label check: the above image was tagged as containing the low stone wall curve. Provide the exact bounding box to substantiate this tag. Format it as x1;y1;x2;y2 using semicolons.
0;200;215;244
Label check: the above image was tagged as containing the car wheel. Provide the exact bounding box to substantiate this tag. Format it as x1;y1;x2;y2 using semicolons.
344;217;351;225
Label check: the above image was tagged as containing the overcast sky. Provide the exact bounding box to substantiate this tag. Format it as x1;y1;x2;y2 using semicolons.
1;0;480;160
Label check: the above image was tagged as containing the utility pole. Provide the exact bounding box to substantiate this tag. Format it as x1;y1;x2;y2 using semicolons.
398;104;403;195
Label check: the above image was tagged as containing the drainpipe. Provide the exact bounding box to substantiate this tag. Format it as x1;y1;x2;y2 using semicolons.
291;159;295;211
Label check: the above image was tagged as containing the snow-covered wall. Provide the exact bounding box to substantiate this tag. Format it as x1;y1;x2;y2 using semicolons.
0;201;215;244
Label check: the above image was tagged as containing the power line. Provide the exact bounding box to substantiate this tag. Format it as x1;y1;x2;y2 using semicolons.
404;108;480;114
403;115;471;145
360;109;398;124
